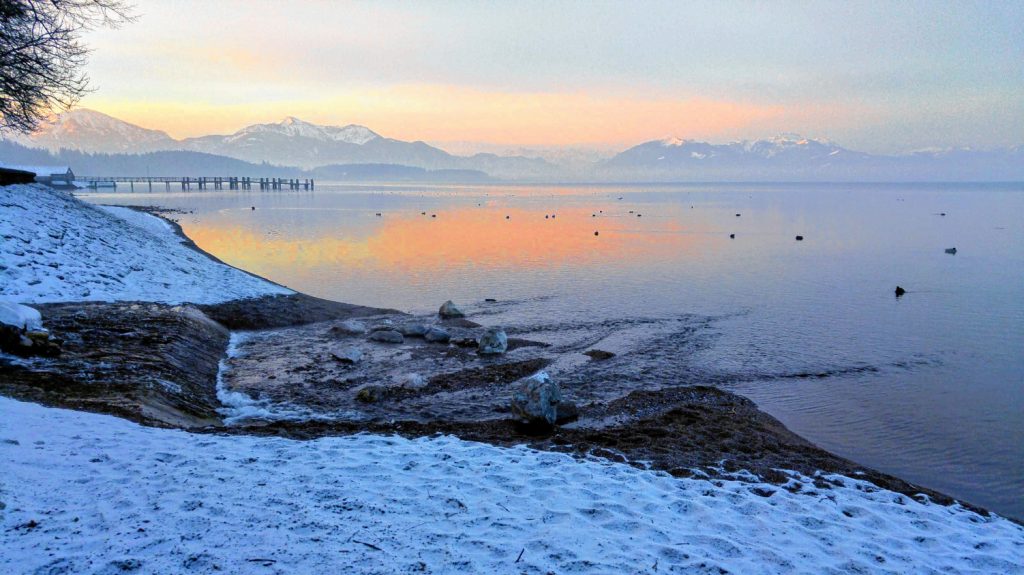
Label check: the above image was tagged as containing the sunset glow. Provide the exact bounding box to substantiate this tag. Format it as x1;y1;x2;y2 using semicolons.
76;0;1024;152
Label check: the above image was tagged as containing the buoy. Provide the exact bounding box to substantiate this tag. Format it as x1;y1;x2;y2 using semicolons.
251;206;255;211
729;233;735;239
895;286;906;297
431;214;437;218
594;231;599;236
795;235;804;241
735;213;741;217
545;215;549;219
637;214;642;217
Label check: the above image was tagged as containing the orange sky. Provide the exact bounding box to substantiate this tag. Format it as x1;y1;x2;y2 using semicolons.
84;87;796;146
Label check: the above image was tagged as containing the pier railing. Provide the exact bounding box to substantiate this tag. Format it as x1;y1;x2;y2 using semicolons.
80;176;314;191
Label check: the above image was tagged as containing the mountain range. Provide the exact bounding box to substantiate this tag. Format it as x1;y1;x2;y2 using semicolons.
3;109;1022;181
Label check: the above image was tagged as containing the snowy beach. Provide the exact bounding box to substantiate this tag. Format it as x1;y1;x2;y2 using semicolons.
2;184;1023;573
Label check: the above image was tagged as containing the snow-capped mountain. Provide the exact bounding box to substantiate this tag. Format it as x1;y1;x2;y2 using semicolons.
174;116;556;177
220;117;381;146
598;134;1024;181
6;109;177;154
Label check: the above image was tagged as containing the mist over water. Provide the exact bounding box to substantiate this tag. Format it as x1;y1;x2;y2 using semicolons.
86;182;1024;519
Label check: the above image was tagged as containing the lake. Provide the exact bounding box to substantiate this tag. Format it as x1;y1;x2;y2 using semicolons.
84;181;1024;519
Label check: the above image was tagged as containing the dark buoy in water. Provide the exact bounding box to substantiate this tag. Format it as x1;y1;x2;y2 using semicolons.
485;298;497;302
729;233;735;239
592;214;596;217
431;214;437;218
552;214;555;218
251;206;255;211
505;215;510;220
545;215;549;219
895;286;906;297
735;213;741;217
940;212;946;216
795;235;804;241
594;231;599;236
375;213;382;217
945;247;957;254
637;213;642;217
421;211;426;215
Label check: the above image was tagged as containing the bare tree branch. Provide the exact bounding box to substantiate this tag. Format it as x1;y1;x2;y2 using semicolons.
0;0;134;133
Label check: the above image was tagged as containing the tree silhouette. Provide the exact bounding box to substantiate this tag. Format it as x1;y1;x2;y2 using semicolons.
0;0;132;133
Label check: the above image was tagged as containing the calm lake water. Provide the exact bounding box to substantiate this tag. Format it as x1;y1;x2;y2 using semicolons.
85;182;1024;519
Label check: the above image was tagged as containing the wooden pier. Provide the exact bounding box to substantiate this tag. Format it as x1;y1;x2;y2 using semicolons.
81;176;314;192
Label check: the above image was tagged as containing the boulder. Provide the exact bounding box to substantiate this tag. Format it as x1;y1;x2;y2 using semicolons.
477;327;508;355
511;372;562;427
368;330;404;344
331;320;366;336
423;326;451;343
438;300;465;319
330;345;363;365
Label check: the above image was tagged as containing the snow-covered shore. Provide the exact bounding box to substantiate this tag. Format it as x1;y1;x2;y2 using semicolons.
0;184;290;304
2;184;1023;573
2;396;1021;574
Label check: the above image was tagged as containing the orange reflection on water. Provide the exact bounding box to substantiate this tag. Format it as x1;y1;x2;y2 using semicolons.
183;205;713;279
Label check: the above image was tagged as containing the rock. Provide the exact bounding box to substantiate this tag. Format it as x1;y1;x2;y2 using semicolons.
439;300;465;319
355;384;386;403
511;372;562;426
895;286;906;297
423;326;451;343
583;349;615;361
368;330;404;344
0;302;42;331
399;323;429;337
331;320;366;335
477;327;508;355
555;401;579;424
330;345;363;365
399;373;427;389
945;247;957;255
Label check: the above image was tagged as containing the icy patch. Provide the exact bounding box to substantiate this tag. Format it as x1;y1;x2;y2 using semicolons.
0;184;291;304
216;332;363;425
1;396;1021;574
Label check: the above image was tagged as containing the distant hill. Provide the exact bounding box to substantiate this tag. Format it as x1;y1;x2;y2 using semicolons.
0;140;494;183
5;109;1021;181
598;135;1024;182
10;109;558;179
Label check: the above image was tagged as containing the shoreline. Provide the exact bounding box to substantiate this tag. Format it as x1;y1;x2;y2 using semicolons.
0;185;1012;523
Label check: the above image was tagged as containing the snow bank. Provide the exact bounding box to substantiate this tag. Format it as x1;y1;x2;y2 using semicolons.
0;184;291;304
1;397;1020;574
0;302;42;331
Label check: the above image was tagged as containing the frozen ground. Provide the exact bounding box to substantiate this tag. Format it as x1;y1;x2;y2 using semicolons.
1;396;1021;575
0;184;291;304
